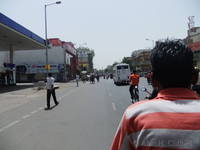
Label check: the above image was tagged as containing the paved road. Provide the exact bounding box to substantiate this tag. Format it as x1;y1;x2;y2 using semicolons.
0;77;151;150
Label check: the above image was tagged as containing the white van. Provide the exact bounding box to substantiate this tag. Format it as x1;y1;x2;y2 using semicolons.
113;63;131;85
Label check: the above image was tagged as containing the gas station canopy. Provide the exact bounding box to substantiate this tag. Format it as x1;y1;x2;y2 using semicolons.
0;13;45;51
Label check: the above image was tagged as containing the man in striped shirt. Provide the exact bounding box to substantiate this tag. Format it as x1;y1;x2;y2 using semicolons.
110;40;200;150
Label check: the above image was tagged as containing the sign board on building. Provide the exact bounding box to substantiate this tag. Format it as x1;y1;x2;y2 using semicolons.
45;64;51;71
3;63;15;71
25;64;64;74
3;63;15;68
63;42;76;56
82;64;88;67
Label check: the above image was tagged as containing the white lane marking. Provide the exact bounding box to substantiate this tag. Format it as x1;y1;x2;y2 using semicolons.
38;107;43;110
61;95;66;98
0;120;20;133
0;87;81;134
112;102;116;111
30;110;38;114
22;114;31;119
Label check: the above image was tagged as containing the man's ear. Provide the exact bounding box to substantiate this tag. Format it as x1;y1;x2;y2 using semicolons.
191;69;199;85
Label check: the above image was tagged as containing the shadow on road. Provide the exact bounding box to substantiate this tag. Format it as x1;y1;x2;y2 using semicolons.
0;84;34;94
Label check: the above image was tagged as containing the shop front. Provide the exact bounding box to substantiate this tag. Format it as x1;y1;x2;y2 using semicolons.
0;13;45;85
16;64;65;82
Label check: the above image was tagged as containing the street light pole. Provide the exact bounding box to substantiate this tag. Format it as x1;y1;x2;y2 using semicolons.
44;1;61;76
45;4;48;74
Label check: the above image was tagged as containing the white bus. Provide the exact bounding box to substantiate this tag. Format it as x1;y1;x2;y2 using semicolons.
113;63;131;85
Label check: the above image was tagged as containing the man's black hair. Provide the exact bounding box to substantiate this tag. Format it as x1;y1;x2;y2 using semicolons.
48;73;52;77
150;40;194;88
132;70;136;74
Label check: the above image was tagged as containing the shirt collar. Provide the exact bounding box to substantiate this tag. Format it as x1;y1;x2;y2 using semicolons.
155;88;200;100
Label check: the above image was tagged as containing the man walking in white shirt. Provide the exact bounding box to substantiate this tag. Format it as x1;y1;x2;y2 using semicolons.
45;73;59;110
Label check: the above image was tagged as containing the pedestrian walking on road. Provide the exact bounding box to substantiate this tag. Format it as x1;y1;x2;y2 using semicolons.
45;73;59;110
96;74;100;82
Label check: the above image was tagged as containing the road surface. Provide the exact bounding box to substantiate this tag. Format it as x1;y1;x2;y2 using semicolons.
0;77;151;150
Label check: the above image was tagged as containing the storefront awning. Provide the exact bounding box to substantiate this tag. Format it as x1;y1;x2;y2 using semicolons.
0;13;45;51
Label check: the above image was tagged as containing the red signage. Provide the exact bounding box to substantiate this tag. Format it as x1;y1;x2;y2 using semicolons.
62;42;76;56
189;41;200;52
49;38;62;46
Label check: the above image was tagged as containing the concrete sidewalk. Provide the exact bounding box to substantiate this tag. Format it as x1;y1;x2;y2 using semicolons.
0;83;34;94
0;81;77;102
0;81;74;94
0;82;74;114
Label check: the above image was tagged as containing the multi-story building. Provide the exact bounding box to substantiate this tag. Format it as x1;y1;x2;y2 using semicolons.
77;47;94;73
62;41;78;79
78;49;89;71
186;27;200;68
131;49;151;73
14;38;78;82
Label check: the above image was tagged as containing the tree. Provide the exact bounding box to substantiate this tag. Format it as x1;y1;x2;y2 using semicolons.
112;62;119;68
121;57;133;71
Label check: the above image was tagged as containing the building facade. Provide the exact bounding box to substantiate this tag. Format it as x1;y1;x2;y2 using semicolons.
131;49;151;74
186;27;200;69
77;47;94;73
62;41;78;79
0;13;45;86
14;38;78;82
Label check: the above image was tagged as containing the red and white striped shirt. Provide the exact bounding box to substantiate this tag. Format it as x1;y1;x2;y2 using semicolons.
110;88;200;150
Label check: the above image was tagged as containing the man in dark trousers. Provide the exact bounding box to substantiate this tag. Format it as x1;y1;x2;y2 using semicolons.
45;73;59;110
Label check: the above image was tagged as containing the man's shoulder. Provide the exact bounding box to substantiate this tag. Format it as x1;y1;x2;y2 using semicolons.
130;74;135;77
131;74;140;77
135;73;140;77
125;99;163;119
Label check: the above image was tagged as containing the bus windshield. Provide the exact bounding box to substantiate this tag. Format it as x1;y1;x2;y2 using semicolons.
117;65;129;70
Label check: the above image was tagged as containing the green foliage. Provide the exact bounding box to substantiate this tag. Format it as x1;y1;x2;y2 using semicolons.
121;57;134;71
112;62;119;67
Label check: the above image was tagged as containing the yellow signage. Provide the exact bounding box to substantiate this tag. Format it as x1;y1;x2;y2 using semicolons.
83;64;88;67
45;64;51;70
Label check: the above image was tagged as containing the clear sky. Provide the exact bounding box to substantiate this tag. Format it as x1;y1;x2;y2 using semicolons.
1;0;200;69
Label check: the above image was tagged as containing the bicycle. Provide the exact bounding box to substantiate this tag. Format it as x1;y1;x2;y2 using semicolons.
133;86;139;103
129;85;139;103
